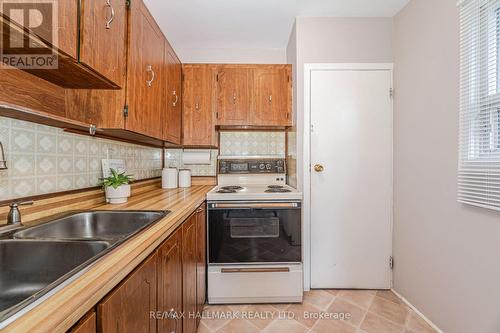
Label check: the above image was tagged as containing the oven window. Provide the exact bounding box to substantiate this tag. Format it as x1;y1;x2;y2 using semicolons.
208;206;301;263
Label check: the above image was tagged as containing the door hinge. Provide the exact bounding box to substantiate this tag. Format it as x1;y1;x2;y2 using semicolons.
389;88;394;98
123;105;129;118
389;256;394;269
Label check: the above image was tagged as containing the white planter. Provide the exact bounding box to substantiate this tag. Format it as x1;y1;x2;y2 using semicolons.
105;184;131;204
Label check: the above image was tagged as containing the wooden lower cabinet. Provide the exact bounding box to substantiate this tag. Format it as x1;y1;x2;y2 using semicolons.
157;227;183;333
69;310;96;333
182;213;198;333
196;205;207;322
98;254;157;333
69;203;207;333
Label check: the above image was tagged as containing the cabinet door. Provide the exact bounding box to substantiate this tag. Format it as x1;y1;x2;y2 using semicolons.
216;67;252;125
182;64;215;146
157;228;183;333
80;0;127;87
253;66;291;126
195;205;207;321
99;254;157;333
182;214;198;333
57;0;78;59
163;45;182;144
126;0;164;139
69;310;96;333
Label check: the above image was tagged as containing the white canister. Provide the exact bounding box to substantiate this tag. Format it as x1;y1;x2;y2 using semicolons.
178;169;192;188
162;168;178;189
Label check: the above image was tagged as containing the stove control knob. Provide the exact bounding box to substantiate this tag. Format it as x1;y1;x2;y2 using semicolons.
259;163;265;170
266;163;272;170
277;167;284;173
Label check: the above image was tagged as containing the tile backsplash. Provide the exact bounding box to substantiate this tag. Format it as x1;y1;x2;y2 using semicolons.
220;131;285;157
165;149;218;176
0;117;162;201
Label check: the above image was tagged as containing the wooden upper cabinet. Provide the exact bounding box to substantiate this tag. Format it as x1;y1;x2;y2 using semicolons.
125;0;164;139
163;44;182;144
216;67;253;126
79;0;127;86
182;214;198;333
98;253;157;333
253;65;292;126
57;0;78;59
0;1;121;89
182;64;216;146
157;227;183;333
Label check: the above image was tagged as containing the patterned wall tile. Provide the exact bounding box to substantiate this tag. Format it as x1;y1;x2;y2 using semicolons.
219;131;286;157
0;116;163;201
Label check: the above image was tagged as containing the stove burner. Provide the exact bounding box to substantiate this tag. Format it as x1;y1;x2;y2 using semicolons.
267;185;285;189
265;188;292;193
220;186;244;191
217;189;237;194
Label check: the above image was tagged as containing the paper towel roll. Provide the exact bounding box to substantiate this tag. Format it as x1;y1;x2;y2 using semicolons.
182;149;211;165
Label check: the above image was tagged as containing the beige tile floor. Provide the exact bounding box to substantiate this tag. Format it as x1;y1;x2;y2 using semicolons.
197;290;437;333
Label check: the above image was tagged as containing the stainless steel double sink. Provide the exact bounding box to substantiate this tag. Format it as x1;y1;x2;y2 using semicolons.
0;210;169;326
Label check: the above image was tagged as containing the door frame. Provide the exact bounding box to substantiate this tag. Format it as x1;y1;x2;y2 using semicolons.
303;63;394;290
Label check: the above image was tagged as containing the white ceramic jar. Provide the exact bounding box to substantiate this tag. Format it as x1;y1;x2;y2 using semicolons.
178;169;192;188
162;168;178;189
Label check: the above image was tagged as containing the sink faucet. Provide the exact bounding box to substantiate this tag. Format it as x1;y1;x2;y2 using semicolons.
7;201;34;225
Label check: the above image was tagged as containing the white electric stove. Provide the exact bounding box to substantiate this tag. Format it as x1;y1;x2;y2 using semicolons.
207;156;303;304
207;155;302;202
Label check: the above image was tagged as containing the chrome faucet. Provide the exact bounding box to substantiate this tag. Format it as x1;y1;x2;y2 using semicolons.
7;201;33;225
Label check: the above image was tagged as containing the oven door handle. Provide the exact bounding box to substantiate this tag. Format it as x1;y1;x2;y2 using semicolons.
210;202;300;209
221;267;290;273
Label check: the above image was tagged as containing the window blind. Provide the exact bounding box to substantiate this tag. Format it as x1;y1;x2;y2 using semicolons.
459;0;500;210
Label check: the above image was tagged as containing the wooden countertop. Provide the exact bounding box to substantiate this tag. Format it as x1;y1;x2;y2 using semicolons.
0;185;213;333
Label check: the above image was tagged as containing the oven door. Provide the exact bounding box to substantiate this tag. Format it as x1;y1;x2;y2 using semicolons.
208;201;301;264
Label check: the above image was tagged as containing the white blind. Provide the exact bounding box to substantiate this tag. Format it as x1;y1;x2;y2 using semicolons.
459;0;500;210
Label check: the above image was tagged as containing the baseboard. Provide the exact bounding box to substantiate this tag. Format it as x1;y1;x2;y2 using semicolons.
391;288;443;333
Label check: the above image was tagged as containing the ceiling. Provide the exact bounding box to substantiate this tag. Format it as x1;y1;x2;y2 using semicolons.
143;0;409;53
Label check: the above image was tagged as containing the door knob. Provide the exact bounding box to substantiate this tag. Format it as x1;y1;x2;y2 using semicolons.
314;164;324;172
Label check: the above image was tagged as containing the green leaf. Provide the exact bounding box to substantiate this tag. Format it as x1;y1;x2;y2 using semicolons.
100;168;134;189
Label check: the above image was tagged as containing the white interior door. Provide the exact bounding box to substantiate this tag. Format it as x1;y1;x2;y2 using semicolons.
310;68;393;289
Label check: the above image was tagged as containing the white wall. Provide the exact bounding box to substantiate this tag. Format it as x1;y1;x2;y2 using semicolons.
179;48;286;64
286;23;298;188
393;1;500;332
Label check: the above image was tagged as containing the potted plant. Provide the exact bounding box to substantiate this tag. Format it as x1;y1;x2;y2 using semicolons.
99;168;134;204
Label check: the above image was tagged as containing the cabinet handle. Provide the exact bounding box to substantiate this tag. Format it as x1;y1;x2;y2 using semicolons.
269;94;272;104
195;102;200;111
105;0;115;29
232;91;237;104
171;308;178;333
172;91;178;107
146;65;155;87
